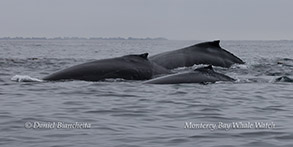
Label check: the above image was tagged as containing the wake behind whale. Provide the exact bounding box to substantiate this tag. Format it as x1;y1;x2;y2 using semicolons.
11;75;43;82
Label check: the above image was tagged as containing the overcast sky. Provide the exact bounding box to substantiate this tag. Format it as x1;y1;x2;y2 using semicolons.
0;0;292;40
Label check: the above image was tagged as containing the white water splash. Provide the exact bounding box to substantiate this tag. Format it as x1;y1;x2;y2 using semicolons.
11;75;43;82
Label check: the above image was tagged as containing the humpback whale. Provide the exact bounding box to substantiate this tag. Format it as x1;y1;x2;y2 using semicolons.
150;40;244;69
43;53;170;81
144;65;235;84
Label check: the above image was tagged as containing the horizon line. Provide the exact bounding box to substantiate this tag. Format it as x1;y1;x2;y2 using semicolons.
0;36;292;41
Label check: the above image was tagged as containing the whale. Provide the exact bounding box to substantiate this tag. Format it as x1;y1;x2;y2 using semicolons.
144;65;235;84
43;53;170;81
149;40;244;69
273;76;293;83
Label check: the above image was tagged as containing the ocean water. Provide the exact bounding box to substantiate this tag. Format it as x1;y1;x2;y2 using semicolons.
0;39;293;147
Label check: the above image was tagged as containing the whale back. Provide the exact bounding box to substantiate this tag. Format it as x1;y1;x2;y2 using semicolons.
149;40;244;69
43;53;169;81
144;65;235;84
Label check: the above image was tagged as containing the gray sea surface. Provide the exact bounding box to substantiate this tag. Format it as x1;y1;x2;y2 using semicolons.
0;40;293;147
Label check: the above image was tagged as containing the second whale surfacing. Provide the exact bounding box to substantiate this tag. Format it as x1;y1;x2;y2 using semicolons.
43;53;170;81
150;40;244;69
144;65;235;84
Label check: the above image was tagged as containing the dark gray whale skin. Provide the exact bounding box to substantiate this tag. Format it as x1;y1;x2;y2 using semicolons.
43;53;170;81
149;40;244;69
144;65;235;84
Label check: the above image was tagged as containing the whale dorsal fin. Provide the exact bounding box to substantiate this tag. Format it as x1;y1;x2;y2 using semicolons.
126;53;149;60
195;40;221;48
138;53;149;59
195;65;214;72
